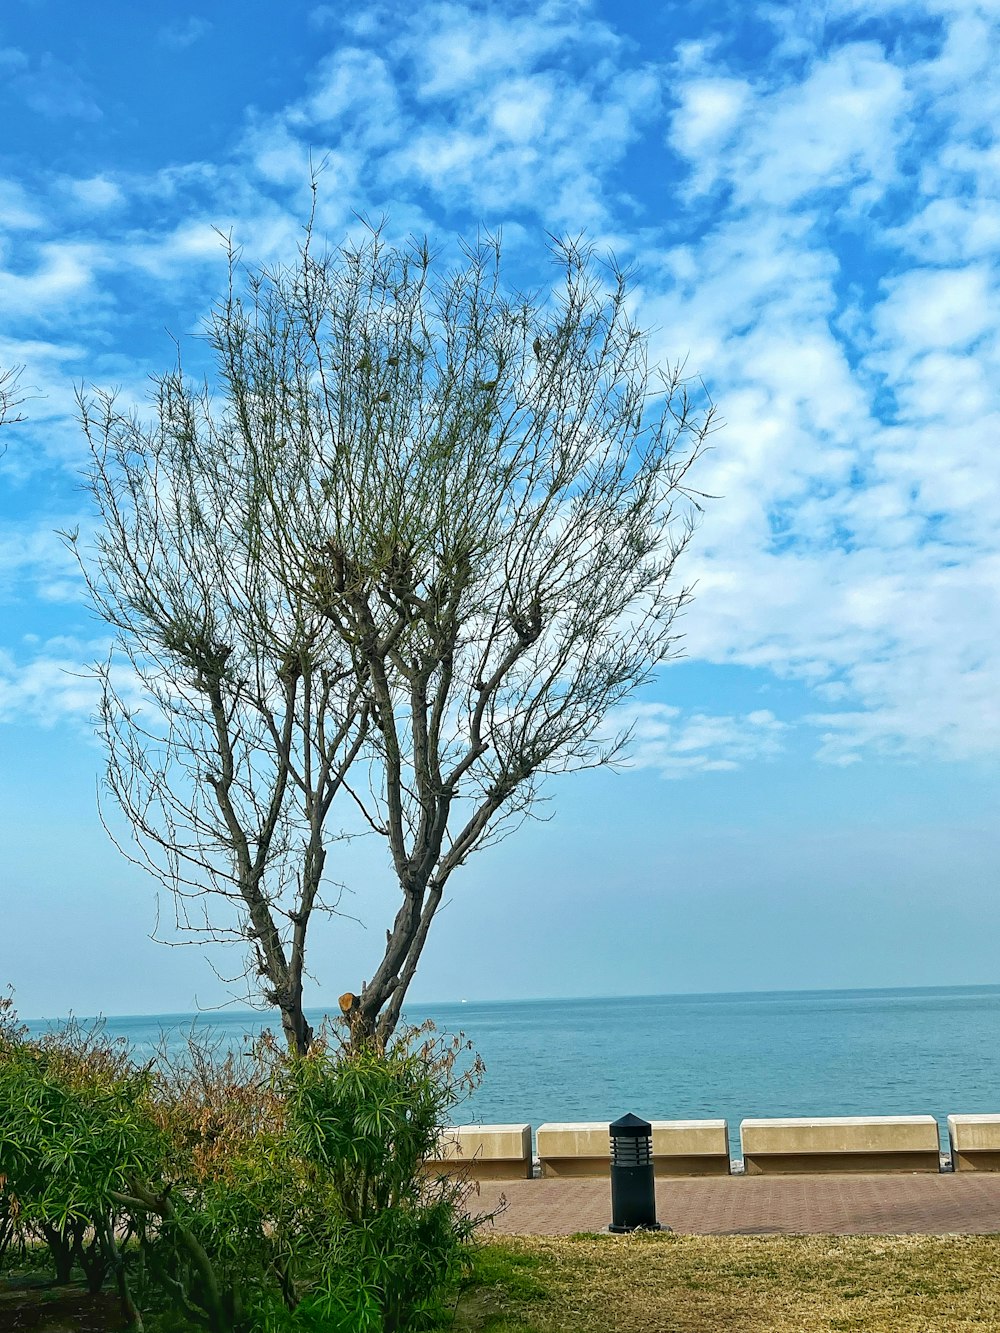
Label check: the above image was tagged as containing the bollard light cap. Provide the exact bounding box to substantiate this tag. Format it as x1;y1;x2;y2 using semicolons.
609;1112;652;1137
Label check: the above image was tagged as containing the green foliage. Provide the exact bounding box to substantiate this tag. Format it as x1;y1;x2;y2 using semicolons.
149;1031;297;1296
0;1024;161;1227
270;1023;486;1332
280;1194;474;1333
0;995;485;1333
0;988;26;1268
0;1002;163;1305
284;1024;475;1216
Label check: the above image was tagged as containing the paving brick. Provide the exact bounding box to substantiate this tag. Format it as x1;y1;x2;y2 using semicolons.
468;1173;1000;1236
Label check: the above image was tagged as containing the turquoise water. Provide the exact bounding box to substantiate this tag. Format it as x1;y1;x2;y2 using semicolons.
26;985;1000;1154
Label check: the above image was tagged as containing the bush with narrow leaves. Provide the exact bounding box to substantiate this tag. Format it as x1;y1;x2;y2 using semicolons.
276;1024;484;1331
0;995;487;1333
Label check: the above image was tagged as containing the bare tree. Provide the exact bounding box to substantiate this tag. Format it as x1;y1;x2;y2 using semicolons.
69;320;368;1055
0;364;26;439
75;222;715;1050
216;227;715;1042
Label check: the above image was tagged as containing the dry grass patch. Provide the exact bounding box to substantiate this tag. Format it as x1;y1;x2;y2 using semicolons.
454;1233;1000;1333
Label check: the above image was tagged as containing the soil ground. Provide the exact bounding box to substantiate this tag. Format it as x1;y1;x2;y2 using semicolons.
0;1274;126;1333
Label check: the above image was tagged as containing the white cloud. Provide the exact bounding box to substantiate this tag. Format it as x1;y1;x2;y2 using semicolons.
65;175;125;212
611;702;789;776
672;77;750;157
0;180;43;230
0;639;102;728
231;4;662;240
244;121;316;187
670;43;908;209
0;241;101;318
296;48;402;135
894;350;995;424
408;1;612;99
872;266;996;359
121;220;232;279
888;197;1000;263
631;4;1000;764
0;0;997;774
0;635;145;732
489;76;554;142
157;17;212;50
0;510;91;604
669;76;751;195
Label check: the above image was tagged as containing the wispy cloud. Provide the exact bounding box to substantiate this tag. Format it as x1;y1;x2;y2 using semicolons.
0;0;997;772
275;2;661;230
0;511;90;604
0;637;105;729
63;176;125;213
0;240;102;318
157;18;212;50
641;3;1000;763
0;180;43;230
607;702;789;777
6;51;102;121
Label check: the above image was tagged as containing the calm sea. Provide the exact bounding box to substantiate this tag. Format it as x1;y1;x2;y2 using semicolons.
25;986;1000;1155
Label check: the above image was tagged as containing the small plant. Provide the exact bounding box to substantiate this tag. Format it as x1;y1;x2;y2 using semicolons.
0;988;26;1269
277;1022;487;1332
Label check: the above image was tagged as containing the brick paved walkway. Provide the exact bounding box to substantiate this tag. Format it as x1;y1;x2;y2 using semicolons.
469;1174;1000;1235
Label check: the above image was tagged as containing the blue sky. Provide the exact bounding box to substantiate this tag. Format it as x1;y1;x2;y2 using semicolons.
1;0;998;1020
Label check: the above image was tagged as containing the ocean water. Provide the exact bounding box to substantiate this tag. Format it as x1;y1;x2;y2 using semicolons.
25;985;1000;1155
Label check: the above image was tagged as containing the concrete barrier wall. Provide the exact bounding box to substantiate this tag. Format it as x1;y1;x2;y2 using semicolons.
741;1116;941;1175
423;1112;1000;1178
948;1115;1000;1172
536;1120;730;1177
423;1123;533;1179
652;1120;730;1176
536;1122;606;1176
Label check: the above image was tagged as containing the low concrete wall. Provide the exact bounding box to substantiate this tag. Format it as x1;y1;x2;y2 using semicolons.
948;1115;1000;1172
536;1122;607;1176
423;1124;533;1180
421;1112;993;1180
741;1116;940;1175
652;1120;730;1176
537;1120;730;1177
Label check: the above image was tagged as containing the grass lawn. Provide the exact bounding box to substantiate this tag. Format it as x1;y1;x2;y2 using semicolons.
5;1233;1000;1330
450;1233;1000;1333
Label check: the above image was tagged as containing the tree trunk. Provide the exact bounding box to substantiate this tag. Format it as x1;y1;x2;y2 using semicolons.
39;1221;76;1283
280;1000;314;1057
96;1215;143;1331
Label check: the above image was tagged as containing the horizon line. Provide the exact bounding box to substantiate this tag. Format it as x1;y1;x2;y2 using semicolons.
20;979;1000;1026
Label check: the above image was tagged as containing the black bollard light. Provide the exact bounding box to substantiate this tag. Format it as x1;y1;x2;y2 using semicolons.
608;1112;661;1233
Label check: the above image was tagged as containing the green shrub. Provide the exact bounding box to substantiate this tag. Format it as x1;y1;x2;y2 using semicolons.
275;1023;486;1332
0;1003;163;1324
0;996;486;1333
145;1030;297;1323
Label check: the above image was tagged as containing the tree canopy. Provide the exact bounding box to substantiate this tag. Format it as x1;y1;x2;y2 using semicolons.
73;223;715;1049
